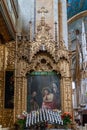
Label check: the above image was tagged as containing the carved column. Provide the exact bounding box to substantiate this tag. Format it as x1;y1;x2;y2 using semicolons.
58;0;68;48
63;77;72;113
58;59;73;113
60;77;64;112
58;0;63;46
60;76;72;115
14;60;28;119
0;45;5;124
21;77;27;111
15;77;23;115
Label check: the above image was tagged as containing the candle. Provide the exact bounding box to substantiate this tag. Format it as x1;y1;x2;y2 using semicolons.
42;109;45;121
26;115;28;127
37;111;39;122
40;109;43;122
48;110;52;122
29;114;31;127
31;113;34;125
34;112;37;124
45;109;48;121
52;111;54;123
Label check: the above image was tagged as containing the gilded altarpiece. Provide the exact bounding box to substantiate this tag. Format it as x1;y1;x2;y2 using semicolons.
0;43;15;127
0;42;73;127
0;8;73;127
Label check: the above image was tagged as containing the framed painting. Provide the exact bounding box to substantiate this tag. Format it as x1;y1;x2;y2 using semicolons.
27;71;61;112
5;71;14;108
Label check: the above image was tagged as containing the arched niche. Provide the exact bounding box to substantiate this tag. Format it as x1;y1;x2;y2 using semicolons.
14;52;73;119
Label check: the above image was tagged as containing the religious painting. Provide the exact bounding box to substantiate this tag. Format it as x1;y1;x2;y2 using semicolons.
27;71;61;112
5;71;14;108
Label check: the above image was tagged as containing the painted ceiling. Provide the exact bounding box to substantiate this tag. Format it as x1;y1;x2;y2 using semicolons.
67;0;87;19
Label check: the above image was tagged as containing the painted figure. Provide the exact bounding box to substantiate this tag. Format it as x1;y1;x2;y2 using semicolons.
30;91;39;111
42;87;55;109
51;82;61;109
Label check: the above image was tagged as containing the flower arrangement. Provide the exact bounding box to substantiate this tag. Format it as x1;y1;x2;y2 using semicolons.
61;112;72;128
16;111;27;130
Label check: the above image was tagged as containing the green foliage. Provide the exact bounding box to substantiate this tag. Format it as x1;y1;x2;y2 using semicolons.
61;112;72;128
16;111;27;130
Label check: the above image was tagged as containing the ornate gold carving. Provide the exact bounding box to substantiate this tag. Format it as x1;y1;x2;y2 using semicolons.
16;7;68;64
0;45;14;127
6;42;15;69
14;53;72;115
81;70;87;78
0;7;73;127
13;7;72;122
0;45;5;125
2;109;13;127
0;45;5;70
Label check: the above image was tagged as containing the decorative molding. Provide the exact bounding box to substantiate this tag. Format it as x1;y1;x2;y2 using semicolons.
68;10;87;24
0;0;16;38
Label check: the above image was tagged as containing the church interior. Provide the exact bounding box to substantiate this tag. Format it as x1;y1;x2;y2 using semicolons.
0;0;87;129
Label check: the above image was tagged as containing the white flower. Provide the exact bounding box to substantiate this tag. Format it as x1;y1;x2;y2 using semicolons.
17;115;21;118
22;111;27;116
